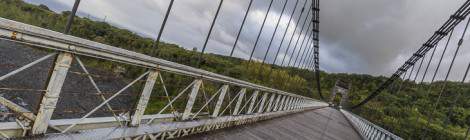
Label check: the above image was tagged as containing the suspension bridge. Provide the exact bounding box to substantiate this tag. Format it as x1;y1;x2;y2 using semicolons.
0;0;469;139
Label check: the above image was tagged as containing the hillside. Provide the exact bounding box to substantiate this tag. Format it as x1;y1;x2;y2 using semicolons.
0;0;469;139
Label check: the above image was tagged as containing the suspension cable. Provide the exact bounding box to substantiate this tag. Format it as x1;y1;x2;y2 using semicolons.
293;24;315;67
152;0;175;56
396;65;413;95
281;8;313;66
351;1;470;109
260;0;290;65
443;63;470;127
229;0;254;57
296;30;315;68
270;0;304;66
413;54;426;82
288;14;314;67
311;0;322;99
412;28;454;129
423;17;470;137
420;45;438;83
197;0;224;67
279;3;312;66
248;0;275;62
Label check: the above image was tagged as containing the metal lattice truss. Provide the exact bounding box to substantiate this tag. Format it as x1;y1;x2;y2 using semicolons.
0;18;328;139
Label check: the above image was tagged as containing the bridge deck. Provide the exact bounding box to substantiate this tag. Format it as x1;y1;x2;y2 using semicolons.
180;107;362;140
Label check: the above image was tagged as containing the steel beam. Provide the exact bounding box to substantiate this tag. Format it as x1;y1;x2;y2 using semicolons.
285;97;292;110
32;52;73;135
280;96;287;111
257;93;269;113
247;91;259;114
130;70;159;126
232;88;246;115
182;79;202;120
266;94;276;112
273;95;282;112
212;85;229;117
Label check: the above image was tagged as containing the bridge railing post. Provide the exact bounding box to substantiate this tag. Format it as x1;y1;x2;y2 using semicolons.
275;95;287;111
232;88;246;115
182;79;202;120
291;98;297;109
272;94;282;112
280;96;286;111
247;90;259;114
31;52;73;135
291;97;297;110
285;96;291;110
285;97;292;110
266;94;276;112
298;98;302;109
257;92;268;113
130;70;159;126
293;98;299;110
211;85;229;117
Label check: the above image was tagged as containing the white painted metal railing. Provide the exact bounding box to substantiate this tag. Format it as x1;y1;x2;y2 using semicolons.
341;109;403;140
0;17;328;139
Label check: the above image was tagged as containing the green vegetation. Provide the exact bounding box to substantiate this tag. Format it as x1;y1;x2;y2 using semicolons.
1;0;469;139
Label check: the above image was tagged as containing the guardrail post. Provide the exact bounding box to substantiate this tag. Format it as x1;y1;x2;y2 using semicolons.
284;96;294;110
182;79;202;120
247;90;259;114
293;98;299;110
366;126;372;138
257;92;268;113
266;94;276;112
130;70;159;126
290;97;296;110
285;97;292;110
31;52;73;135
284;96;291;110
232;88;246;115
272;95;282;111
278;96;286;111
281;97;286;111
212;85;229;117
291;98;297;109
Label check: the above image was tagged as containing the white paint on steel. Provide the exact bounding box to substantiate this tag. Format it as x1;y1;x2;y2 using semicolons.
182;79;202;120
257;93;269;113
131;70;159;126
232;88;246;115
212;85;229;117
32;52;73;134
247;91;259;114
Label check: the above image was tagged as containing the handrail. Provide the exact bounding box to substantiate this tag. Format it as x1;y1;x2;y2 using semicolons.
341;109;402;140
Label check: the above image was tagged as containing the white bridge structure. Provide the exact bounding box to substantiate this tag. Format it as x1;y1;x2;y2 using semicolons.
0;17;401;139
0;0;410;139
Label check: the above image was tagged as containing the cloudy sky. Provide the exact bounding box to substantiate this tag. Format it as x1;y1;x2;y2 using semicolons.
23;0;470;81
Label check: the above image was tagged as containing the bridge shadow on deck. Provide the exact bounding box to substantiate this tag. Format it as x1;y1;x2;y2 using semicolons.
179;107;362;140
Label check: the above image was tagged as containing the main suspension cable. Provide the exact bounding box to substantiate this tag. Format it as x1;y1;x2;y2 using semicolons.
422;17;470;137
351;1;470;109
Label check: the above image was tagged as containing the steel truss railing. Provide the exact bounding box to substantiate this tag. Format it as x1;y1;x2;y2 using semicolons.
0;17;328;139
341;110;403;140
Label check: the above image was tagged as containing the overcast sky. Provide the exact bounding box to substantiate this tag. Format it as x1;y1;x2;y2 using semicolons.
23;0;470;81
